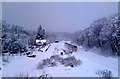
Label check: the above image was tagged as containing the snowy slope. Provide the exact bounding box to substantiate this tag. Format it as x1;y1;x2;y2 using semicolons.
2;41;118;77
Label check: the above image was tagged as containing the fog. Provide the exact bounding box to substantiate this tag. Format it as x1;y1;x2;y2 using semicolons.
2;2;118;33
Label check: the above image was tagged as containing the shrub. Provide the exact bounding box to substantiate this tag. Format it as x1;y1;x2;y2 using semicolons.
37;55;82;70
37;62;44;69
60;56;82;67
96;69;112;78
50;55;62;62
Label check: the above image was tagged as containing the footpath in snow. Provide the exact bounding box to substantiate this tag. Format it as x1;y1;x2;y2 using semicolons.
2;41;118;77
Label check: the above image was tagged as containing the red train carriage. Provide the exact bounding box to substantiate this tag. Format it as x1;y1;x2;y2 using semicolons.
64;42;78;52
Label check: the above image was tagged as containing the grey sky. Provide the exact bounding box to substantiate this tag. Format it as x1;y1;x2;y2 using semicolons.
2;2;118;33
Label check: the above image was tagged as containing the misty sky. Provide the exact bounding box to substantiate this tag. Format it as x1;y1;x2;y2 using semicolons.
2;2;118;33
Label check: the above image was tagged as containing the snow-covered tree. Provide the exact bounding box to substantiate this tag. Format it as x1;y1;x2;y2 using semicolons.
73;13;120;56
36;25;46;40
2;21;29;55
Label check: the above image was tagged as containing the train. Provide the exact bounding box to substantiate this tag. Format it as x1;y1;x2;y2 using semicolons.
64;42;78;52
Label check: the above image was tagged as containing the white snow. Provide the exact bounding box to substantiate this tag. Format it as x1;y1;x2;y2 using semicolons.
2;41;118;77
0;56;2;78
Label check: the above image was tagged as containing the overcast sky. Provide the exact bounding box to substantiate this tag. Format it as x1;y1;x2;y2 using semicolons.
2;2;118;33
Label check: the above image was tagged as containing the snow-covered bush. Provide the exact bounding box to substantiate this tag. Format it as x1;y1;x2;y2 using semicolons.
50;55;62;62
2;57;9;64
37;58;57;69
2;55;11;65
37;55;82;69
37;58;52;69
49;62;57;67
96;69;112;78
60;56;82;67
37;62;44;69
42;58;51;66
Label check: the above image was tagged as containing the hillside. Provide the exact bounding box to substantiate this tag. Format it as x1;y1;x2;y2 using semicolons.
73;13;120;56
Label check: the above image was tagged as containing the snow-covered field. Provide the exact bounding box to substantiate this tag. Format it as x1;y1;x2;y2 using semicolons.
0;56;2;78
2;41;118;77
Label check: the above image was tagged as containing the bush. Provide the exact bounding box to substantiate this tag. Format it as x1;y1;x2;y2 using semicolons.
42;58;51;66
49;62;57;67
50;55;62;62
96;69;112;78
37;62;44;69
37;55;82;70
60;56;82;67
37;58;57;69
2;56;10;65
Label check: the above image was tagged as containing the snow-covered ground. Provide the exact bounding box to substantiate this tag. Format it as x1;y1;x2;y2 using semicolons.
0;56;2;78
2;41;118;77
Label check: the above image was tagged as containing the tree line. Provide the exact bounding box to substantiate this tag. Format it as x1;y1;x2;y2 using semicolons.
73;14;120;56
